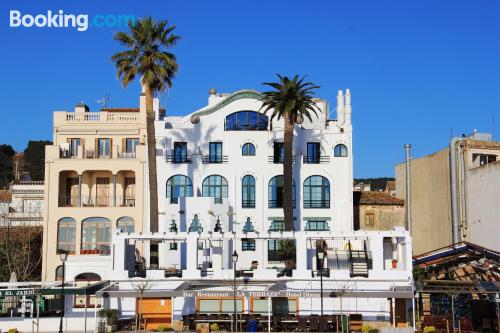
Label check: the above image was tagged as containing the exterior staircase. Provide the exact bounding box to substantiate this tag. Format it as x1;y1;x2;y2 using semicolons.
348;240;369;277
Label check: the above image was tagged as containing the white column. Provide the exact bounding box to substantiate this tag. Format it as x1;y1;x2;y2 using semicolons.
295;234;309;276
112;174;117;207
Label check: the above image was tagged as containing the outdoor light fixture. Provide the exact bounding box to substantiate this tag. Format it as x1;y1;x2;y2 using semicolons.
317;251;325;261
59;251;67;333
232;250;239;263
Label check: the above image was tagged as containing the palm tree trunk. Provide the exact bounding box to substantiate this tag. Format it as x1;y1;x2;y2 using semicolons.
144;85;159;232
283;116;294;231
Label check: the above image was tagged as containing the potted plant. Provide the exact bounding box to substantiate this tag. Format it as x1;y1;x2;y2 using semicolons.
99;309;119;332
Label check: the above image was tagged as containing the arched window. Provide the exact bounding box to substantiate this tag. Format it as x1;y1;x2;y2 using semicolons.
225;111;268;131
242;143;256;156
202;175;228;202
57;217;75;254
303;176;330;208
81;217;111;255
334;144;348;157
242;175;256;208
167;175;193;203
268;176;296;208
117;216;134;233
55;265;64;281
74;273;101;308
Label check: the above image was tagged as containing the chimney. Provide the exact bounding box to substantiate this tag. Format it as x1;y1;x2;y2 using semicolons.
336;90;345;125
344;89;352;126
74;102;89;113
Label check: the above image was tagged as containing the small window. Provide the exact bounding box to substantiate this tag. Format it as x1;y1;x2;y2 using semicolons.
242;238;256;251
269;220;285;232
242;143;256;156
170;242;178;251
365;213;375;226
198;241;204;250
305;220;329;231
334;144;348;157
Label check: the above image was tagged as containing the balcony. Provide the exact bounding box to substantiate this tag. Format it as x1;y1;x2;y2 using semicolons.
202;155;228;164
165;154;192;164
118;152;136;159
268;200;296;209
303;155;330;164
58;111;142;124
242;200;255;208
303;199;330;209
268;155;296;164
58;194;135;207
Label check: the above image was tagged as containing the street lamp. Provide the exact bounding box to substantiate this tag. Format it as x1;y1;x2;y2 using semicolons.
59;252;68;333
317;250;325;324
232;250;239;332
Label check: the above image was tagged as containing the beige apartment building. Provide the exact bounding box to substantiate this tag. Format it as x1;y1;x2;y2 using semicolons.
41;92;149;281
396;132;500;255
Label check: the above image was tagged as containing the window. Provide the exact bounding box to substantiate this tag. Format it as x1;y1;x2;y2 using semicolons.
57;217;76;254
472;153;497;166
242;175;256;208
170;242;178;250
273;142;284;163
242;217;255;232
197;241;204;250
81;217;111;254
334;144;348;157
305;220;329;231
242;143;256;156
97;138;111;158
269;220;285;232
69;138;81;157
173;142;188;163
268;175;296;208
117;216;134;233
365;212;375;226
242;238;256;251
167;175;193;203
202;175;228;202
74;273;101;308
267;240;295;262
303;176;330;208
189;214;203;233
225;111;268;131
125;138;139;154
306;142;321;163
209;142;223;163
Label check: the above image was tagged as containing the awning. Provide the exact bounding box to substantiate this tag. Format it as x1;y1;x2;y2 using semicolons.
0;281;109;297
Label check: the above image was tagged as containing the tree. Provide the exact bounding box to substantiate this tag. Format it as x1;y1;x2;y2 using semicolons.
278;239;296;270
112;17;180;232
0;144;15;188
24;140;52;181
261;75;320;231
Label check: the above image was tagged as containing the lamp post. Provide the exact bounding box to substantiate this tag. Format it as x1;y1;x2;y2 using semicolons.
59;252;68;333
317;251;325;323
232;250;239;332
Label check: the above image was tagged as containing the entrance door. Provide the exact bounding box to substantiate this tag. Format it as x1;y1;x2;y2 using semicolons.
390;298;408;327
95;177;110;206
136;297;172;330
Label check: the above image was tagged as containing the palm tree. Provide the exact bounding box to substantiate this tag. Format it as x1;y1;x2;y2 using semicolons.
278;239;296;270
111;17;180;232
261;75;320;231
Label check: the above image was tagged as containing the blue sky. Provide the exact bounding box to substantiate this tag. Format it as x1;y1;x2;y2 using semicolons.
1;0;499;177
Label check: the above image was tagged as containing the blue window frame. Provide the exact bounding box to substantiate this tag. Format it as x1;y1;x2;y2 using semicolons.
225;111;268;131
242;238;256;251
268;175;296;208
242;217;255;232
334;144;348;157
242;175;256;208
173;142;188;163
209;142;223;163
202;175;228;201
242;143;256;156
167;175;193;203
303;176;330;208
306;142;321;163
305;220;329;231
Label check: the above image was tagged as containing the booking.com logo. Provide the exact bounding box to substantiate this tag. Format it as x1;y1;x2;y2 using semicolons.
9;10;136;32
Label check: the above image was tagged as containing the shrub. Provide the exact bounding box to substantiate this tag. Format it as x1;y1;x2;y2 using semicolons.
424;326;437;333
98;308;119;325
362;326;373;333
155;324;173;331
210;323;220;331
8;329;19;333
369;329;380;333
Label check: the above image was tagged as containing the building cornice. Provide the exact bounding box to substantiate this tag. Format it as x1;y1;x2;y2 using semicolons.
191;90;262;117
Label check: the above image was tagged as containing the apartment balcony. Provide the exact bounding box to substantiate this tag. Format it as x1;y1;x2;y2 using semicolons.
55;111;144;125
58;195;135;207
165;154;193;164
268;199;296;209
268;155;296;164
202;155;228;163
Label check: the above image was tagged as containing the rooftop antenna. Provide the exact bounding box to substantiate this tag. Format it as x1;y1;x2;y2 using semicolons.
97;93;111;109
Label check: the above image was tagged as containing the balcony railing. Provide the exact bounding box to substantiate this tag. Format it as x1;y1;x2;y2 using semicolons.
303;155;330;164
64;111;140;123
268;200;296;209
268;155;296;164
165;154;193;164
80;244;111;255
118;152;136;159
242;200;255;208
58;194;135;207
202;155;228;164
303;199;330;209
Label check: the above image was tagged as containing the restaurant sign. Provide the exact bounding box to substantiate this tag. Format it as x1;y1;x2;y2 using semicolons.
182;290;323;298
0;289;36;297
